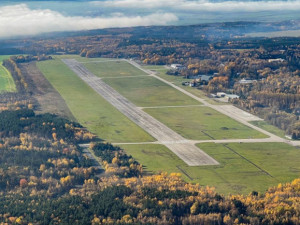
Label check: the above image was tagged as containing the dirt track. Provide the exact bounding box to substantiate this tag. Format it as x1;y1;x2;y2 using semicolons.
19;62;75;120
62;59;219;166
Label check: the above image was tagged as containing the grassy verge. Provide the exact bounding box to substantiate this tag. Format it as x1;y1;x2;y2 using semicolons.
250;120;286;139
144;106;267;140
37;58;155;143
0;55;16;92
121;142;300;194
84;60;147;77
103;76;200;107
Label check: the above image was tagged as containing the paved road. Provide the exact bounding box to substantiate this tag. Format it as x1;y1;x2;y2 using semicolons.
125;59;300;147
62;59;219;166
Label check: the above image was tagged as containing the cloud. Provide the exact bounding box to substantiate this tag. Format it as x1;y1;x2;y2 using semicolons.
0;4;178;38
95;0;300;12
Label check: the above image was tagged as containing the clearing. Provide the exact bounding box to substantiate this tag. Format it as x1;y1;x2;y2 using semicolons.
0;55;16;92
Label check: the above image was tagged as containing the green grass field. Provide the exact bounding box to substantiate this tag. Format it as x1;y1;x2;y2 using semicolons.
37;58;155;143
103;76;200;107
250;120;287;139
0;55;16;92
84;60;147;77
121;142;300;194
144;106;267;140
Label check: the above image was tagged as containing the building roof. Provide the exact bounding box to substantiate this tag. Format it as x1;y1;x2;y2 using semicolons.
200;75;213;82
225;94;239;99
239;78;255;84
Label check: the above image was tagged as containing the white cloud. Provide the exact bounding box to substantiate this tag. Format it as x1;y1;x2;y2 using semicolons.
96;0;179;8
0;4;178;38
95;0;300;12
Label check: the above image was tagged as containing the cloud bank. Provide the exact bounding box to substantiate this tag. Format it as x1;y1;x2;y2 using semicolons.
0;4;178;38
95;0;300;12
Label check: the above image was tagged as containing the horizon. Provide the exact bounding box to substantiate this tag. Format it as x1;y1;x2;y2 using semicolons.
1;0;300;38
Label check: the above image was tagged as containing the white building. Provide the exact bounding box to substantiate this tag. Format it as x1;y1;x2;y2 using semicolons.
170;64;185;70
216;92;226;97
268;58;285;63
239;78;256;84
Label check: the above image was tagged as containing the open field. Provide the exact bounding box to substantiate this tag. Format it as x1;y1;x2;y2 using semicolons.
0;55;16;92
121;142;300;194
103;76;200;107
144;106;267;140
0;56;12;62
250;120;287;139
37;58;154;143
84;60;147;78
247;29;300;38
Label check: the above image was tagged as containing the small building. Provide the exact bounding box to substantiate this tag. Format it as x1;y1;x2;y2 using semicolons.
239;78;256;84
294;108;300;116
217;92;226;97
181;81;190;86
200;75;213;82
225;94;240;100
188;75;201;79
170;64;185;70
268;58;285;63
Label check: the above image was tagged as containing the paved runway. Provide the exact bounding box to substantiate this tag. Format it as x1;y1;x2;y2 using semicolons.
62;59;219;166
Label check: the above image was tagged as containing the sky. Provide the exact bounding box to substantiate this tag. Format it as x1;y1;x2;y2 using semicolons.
1;0;300;38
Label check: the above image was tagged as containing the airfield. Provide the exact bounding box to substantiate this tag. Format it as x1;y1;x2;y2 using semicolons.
36;56;300;194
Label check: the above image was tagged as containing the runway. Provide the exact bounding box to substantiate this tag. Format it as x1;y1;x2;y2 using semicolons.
62;59;219;166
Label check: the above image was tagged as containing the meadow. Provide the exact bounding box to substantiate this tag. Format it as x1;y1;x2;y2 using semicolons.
103;76;200;107
144;106;267;140
84;60;147;78
250;120;287;139
0;55;16;92
120;142;300;194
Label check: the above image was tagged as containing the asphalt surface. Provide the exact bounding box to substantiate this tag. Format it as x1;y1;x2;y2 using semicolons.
62;59;219;166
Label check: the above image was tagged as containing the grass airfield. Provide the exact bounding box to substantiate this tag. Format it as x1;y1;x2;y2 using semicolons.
37;55;300;194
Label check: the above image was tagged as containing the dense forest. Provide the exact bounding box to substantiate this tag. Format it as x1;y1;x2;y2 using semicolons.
0;107;299;224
